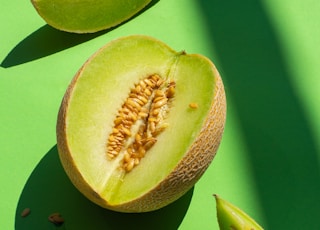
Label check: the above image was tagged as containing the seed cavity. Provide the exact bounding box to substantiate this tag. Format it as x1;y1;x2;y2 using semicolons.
106;74;175;172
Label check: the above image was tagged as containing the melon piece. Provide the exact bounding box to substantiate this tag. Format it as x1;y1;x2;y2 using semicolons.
31;0;152;33
57;35;226;212
214;195;264;230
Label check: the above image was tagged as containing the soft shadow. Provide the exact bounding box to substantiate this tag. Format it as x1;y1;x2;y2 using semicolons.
199;1;320;229
15;145;193;230
1;0;159;68
1;25;105;68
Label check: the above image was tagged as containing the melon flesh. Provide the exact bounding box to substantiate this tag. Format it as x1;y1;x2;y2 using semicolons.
31;0;152;33
57;35;226;212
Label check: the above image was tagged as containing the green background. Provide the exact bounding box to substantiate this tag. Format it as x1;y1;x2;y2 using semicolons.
1;0;320;229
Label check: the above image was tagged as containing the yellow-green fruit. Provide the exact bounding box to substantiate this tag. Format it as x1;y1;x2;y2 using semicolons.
214;195;264;230
31;0;152;33
56;35;226;212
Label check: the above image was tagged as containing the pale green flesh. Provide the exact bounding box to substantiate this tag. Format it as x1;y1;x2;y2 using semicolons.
32;0;151;33
66;36;216;205
215;195;264;230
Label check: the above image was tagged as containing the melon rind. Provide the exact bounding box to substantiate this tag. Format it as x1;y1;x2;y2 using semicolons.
56;35;226;212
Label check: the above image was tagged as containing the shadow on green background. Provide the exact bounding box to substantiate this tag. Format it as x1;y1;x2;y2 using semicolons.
1;0;159;68
1;25;105;68
15;145;193;230
199;1;320;229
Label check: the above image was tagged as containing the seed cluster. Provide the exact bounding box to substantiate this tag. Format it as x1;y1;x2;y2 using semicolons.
106;74;175;172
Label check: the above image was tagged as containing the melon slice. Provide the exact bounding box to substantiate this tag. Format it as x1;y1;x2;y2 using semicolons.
214;195;264;230
31;0;152;33
57;35;226;212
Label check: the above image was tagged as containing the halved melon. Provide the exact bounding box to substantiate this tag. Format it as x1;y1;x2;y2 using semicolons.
31;0;152;33
56;35;226;212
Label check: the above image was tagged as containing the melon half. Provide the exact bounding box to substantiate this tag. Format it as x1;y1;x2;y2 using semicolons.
56;35;226;212
31;0;152;33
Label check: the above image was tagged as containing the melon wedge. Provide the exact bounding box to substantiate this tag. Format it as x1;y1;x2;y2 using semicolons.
214;195;264;230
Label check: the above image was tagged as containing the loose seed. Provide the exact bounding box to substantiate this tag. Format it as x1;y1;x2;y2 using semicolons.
21;208;31;217
48;213;64;226
189;103;198;109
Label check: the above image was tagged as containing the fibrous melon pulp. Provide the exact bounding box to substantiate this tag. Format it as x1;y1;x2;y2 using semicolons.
57;35;226;212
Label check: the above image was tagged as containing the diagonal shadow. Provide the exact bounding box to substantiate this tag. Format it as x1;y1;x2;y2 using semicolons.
1;0;159;68
1;25;106;68
15;145;193;230
198;1;320;229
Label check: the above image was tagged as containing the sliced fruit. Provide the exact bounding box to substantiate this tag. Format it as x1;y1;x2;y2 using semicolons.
56;35;226;212
214;194;264;230
31;0;152;33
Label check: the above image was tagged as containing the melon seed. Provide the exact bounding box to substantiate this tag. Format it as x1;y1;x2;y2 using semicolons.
189;103;198;109
106;74;175;172
48;213;64;226
21;208;31;217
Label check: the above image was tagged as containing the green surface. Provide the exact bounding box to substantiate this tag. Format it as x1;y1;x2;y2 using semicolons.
1;0;320;229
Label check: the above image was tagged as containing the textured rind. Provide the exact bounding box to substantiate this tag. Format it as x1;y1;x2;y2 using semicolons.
56;35;226;212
